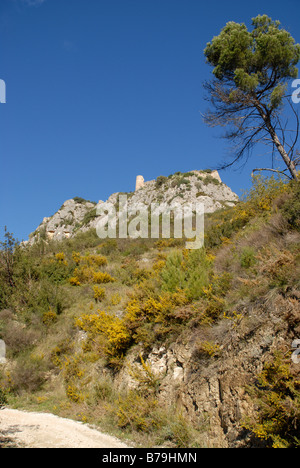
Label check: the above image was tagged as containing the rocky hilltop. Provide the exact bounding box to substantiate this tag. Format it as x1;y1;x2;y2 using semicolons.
1;175;299;448
28;170;238;243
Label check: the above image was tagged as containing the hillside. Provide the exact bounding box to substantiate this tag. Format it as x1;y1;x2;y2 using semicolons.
0;174;299;448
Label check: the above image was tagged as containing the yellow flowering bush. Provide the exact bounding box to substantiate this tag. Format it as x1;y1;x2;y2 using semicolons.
73;265;95;283
72;251;81;265
124;299;141;323
110;293;121;305
69;252;110;286
55;252;67;264
196;340;221;358
75;310;131;357
71;266;115;285
69;276;81;286
93;271;115;284
42;309;58;326
93;285;105;302
243;353;300;448
81;254;108;267
66;384;84;403
72;252;108;267
115;391;160;432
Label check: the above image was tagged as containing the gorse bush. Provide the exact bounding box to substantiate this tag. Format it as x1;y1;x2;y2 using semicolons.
243;353;300;448
71;264;114;286
115;390;161;432
42;309;58;327
243;175;289;213
93;286;106;302
75;310;131;360
79;254;108;267
93;272;115;284
195;340;221;358
69;253;109;284
69;276;81;286
129;354;163;395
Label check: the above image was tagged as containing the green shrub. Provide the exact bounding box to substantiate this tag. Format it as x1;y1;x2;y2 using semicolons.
81;208;97;226
159;410;198;448
161;248;212;300
171;177;191;189
73;197;96;205
23;278;71;316
2;323;41;357
68;229;100;250
240;247;257;269
243;174;288;211
0;388;8;407
161;251;186;292
156;176;168;189
113;388;202;446
100;239;118;256
203;175;220;185
94;375;116;403
10;355;48;394
185;249;212;300
115;390;162;432
73;197;87;204
41;262;71;284
281;181;300;230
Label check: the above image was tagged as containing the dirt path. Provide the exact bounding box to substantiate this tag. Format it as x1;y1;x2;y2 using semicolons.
0;408;129;448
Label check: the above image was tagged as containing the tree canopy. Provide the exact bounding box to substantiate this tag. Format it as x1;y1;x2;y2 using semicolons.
204;14;300;180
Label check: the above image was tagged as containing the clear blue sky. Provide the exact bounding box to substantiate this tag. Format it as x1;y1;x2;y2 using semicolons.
1;0;299;241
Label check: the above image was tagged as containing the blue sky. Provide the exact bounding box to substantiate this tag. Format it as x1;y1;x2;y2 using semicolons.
0;0;299;241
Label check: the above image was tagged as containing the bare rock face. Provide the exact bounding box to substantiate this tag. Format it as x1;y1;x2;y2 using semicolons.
28;199;96;244
115;291;296;448
28;170;239;244
86;170;239;232
0;340;6;364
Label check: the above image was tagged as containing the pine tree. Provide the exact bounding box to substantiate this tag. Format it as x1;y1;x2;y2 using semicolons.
204;15;300;180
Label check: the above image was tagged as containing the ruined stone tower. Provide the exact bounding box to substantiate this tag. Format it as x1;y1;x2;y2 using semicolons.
135;175;145;191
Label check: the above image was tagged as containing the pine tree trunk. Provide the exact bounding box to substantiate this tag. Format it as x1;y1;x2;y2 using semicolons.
264;115;298;180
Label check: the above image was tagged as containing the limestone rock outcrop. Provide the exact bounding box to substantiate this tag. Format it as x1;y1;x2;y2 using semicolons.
115;291;295;447
28;170;238;243
27;199;96;244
